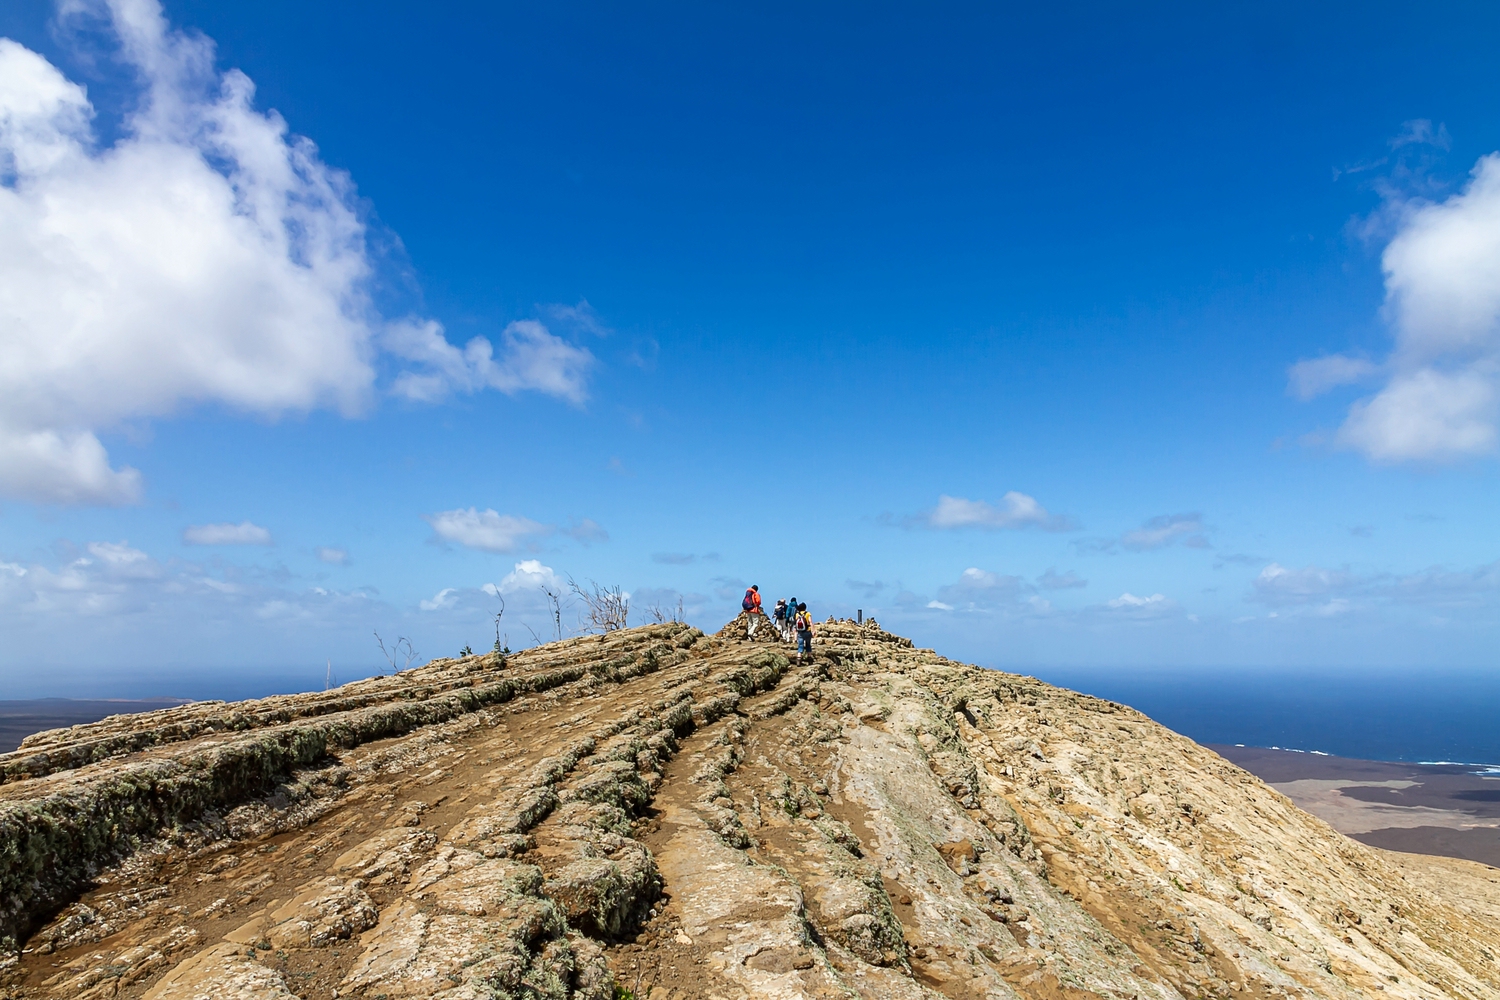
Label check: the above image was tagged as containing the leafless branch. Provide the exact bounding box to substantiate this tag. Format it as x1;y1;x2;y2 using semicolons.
541;585;565;641
493;593;507;653
374;631;419;674
568;576;629;633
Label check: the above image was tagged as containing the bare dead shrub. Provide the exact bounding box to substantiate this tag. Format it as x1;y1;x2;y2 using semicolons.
568;576;630;632
491;593;510;654
646;595;686;624
541;585;565;641
374;631;419;674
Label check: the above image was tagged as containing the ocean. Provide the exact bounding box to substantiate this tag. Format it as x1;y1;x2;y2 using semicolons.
1029;666;1500;766
5;663;1498;767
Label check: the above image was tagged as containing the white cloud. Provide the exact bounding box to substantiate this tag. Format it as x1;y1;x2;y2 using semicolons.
3;540;160;614
1383;560;1500;606
425;508;553;553
496;559;563;594
564;518;609;544
1313;152;1500;460
419;587;457;612
0;431;143;505
1251;563;1354;607
934;566;1027;610
1037;568;1086;590
316;546;349;565
1383;158;1500;358
1106;592;1169;609
1248;558;1500;617
539;300;611;338
1337;366;1497;460
1119;513;1208;552
0;537;381;624
920;492;1075;531
1286;355;1378;400
183;521;272;545
424;508;607;553
0;1;597;506
0;8;375;504
1090;591;1179;621
385;318;595;406
901;571;1180;624
1391;118;1451;151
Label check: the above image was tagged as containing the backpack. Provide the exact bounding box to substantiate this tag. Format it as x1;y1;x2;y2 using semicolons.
742;589;756;611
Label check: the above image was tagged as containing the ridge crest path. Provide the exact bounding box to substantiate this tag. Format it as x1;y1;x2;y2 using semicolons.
1;621;1497;999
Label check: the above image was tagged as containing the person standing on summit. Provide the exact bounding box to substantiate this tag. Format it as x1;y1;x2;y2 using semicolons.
742;585;763;636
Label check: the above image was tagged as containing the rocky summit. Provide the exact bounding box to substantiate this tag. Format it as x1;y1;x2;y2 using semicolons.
1;621;1497;1000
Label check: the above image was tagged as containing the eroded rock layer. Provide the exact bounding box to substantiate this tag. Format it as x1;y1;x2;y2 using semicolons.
1;621;1497;1000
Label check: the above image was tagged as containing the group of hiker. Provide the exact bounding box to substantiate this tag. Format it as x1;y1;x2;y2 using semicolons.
740;585;814;658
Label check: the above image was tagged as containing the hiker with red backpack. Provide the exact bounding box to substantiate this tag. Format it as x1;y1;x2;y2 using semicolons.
793;602;813;660
742;585;763;636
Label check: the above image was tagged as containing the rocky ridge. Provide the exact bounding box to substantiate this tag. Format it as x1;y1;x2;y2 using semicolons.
1;620;1497;1000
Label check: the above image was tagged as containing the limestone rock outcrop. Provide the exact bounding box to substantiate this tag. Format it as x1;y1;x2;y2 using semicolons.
714;611;784;643
1;620;1497;999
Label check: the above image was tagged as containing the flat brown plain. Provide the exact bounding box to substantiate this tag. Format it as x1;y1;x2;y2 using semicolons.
1215;745;1500;868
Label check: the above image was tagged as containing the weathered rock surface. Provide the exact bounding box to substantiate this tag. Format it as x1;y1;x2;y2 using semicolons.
2;620;1497;1000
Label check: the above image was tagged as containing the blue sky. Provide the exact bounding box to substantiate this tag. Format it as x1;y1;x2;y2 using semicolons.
1;0;1498;697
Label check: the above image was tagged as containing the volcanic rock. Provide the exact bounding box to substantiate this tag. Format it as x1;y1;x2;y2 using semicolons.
714;611;784;643
1;620;1496;999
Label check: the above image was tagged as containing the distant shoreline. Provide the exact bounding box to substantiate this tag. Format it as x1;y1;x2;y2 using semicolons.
1032;665;1500;767
1212;743;1500;870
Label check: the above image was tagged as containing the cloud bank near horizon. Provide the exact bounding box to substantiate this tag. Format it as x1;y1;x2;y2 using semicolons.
0;0;593;507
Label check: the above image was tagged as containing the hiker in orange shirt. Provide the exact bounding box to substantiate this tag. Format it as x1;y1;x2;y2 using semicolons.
741;585;763;636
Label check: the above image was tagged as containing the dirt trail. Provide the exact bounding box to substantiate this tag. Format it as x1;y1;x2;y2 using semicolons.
2;619;1498;1000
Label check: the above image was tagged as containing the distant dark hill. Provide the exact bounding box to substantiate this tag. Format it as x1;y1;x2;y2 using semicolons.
0;698;191;753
